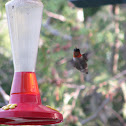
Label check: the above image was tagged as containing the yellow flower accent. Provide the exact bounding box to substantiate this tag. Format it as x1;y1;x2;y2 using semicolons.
7;104;11;107
13;104;17;107
2;106;9;110
9;105;15;109
46;105;59;112
1;104;17;110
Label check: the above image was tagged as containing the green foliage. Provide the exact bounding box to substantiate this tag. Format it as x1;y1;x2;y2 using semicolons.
0;0;126;126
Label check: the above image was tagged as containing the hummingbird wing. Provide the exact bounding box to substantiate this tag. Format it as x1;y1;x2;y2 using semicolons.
69;59;81;70
69;58;88;74
82;53;88;62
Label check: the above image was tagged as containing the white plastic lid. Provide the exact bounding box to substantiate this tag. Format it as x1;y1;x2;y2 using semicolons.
6;0;43;72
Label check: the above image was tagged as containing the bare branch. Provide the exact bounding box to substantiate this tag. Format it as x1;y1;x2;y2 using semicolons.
64;83;85;90
42;23;72;41
105;106;126;125
0;85;9;104
81;98;110;125
45;10;66;22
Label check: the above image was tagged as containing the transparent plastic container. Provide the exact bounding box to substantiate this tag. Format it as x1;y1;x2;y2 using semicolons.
6;0;43;72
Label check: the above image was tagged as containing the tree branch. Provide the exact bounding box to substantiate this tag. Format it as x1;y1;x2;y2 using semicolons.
42;23;72;40
45;10;66;22
64;83;85;90
105;106;126;126
81;98;110;125
0;85;9;104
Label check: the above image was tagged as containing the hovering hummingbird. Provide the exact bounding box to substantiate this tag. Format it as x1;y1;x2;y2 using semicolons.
70;48;88;74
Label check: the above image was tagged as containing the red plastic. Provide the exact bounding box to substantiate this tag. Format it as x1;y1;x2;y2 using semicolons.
0;72;63;125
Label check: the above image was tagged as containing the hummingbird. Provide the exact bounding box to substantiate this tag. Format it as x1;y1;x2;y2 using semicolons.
70;48;88;74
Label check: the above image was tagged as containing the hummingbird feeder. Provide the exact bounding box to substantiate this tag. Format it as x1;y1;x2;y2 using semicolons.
0;0;63;125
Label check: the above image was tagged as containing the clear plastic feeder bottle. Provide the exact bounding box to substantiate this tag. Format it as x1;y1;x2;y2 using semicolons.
6;0;43;72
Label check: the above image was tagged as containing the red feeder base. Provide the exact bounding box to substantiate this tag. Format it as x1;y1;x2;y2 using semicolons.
0;72;63;125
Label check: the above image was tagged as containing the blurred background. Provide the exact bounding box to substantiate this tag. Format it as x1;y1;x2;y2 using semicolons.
0;0;126;126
